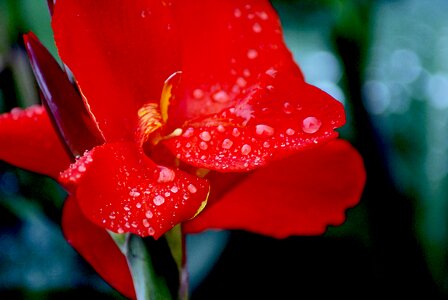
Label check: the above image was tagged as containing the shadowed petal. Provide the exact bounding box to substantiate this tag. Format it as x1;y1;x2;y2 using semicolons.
183;140;366;238
62;196;136;299
24;32;104;158
60;142;209;239
0;105;70;178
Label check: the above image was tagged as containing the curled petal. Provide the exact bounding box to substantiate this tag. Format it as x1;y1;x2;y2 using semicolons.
24;32;104;158
183;140;366;238
164;75;344;171
59;142;209;239
62;196;136;299
0;105;70;178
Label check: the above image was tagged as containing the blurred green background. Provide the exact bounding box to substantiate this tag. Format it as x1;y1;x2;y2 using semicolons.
1;0;448;298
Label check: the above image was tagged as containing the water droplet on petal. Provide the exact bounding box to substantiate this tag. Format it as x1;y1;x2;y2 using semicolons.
153;195;165;206
302;117;322;134
252;23;262;33
255;124;275;136
199;131;212;141
212;90;230;103
129;189;141;197
236;77;247;87
136;202;142;208
183;127;194;138
232;128;240;137
234;8;242;17
283;102;293;114
286;128;295;136
193;88;204;99
188;184;197;194
199;141;208;150
171;186;179;193
145;210;153;218
217;125;225;132
222;139;233;149
263;141;270;148
78;165;86;172
143;219;150;228
158;167;176;183
241;144;252;155
148;227;155;236
247;49;258;60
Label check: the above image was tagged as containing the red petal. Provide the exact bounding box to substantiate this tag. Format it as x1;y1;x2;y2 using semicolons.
0;105;70;178
60;142;209;239
166;0;303;126
62;196;136;299
52;0;180;141
24;32;104;158
183;140;366;238
164;75;344;171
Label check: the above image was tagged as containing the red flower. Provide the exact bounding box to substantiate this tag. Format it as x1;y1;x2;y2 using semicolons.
0;0;365;298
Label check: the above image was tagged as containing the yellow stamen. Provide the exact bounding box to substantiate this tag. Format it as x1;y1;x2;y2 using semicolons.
138;103;163;145
160;71;182;123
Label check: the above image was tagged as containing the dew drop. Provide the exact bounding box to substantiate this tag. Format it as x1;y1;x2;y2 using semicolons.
236;77;247;87
222;139;234;149
199;131;212;142
148;227;155;236
217;125;225;132
258;11;269;20
143;219;150;228
232;128;241;137
153;195;165;206
109;213;116;220
183;127;194;138
252;23;262;33
136;202;142;208
302;117;322;134
188;184;197;194
286;128;295;136
283;102;293;114
117;228;124;234
263;141;270;148
158;167;176;183
243;69;251;77
199;141;208;150
171;186;179;193
255;124;274;136
145;210;153;218
212;90;230;103
193;88;204;99
234;8;242;17
247;49;258;60
241;144;252;155
129;189;141;197
78;165;86;172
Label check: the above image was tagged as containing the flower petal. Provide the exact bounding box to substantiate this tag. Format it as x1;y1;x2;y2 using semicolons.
0;105;70;178
24;32;104;158
166;0;303;125
62;196;136;299
59;142;209;239
52;0;180;141
164;74;345;171
183;140;366;238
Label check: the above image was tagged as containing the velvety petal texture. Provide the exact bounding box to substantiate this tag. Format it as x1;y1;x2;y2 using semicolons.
59;142;210;239
0;105;70;178
62;197;136;299
184;140;366;238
